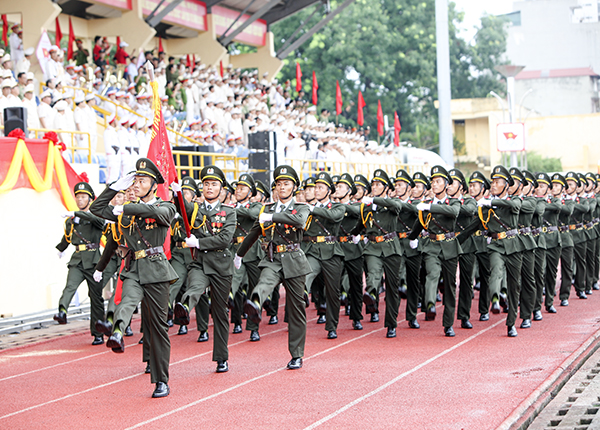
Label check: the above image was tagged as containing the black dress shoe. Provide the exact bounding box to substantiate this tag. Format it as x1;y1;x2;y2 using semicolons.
408;319;420;329
145;363;151;374
303;291;310;308
577;291;588;299
250;330;260;342
227;293;235;309
533;310;543;321
327;330;337;339
316;315;326;324
398;284;408;299
546;305;557;313
152;382;169;398
177;325;188;335
593;282;600;291
106;332;125;353
386;328;396;338
586;289;592;295
269;315;279;325
479;313;489;321
363;292;378;315
445;327;455;337
53;310;67;325
243;299;262;325
216;360;229;373
560;299;569;307
173;302;190;325
167;319;173;328
370;313;379;323
340;292;348;307
232;324;242;334
95;320;112;336
499;293;509;313
92;335;104;345
461;319;473;329
520;319;531;329
507;326;518;337
345;306;350;316
197;331;209;342
124;325;134;337
491;301;501;314
425;304;436;321
352;320;363;330
287;357;302;370
138;336;144;344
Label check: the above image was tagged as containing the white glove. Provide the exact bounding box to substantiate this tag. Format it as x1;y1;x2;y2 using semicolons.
478;199;491;207
57;250;66;259
112;205;124;216
351;235;361;244
234;254;242;269
185;234;199;249
170;181;182;194
61;211;74;218
371;204;377;211
362;196;374;205
259;213;273;223
363;237;369;244
409;239;419;249
487;236;492;245
109;172;136;191
416;202;431;211
93;270;103;282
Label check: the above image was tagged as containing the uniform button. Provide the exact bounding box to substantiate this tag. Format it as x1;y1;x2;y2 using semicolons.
282;254;285;257
204;250;208;253
138;241;141;244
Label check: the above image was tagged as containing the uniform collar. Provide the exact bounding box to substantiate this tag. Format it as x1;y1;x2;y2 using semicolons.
141;197;157;205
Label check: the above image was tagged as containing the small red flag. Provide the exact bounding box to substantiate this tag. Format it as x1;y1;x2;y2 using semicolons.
312;71;318;106
219;60;224;78
1;15;7;47
113;259;126;305
186;54;192;69
394;111;401;147
67;17;75;61
296;62;302;93
336;81;342;116
55;17;62;45
357;91;366;126
158;37;164;53
377;100;384;136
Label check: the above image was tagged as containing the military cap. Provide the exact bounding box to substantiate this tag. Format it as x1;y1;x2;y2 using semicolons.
576;172;587;187
74;182;95;199
336;173;357;195
413;172;431;190
273;164;300;185
536;172;551;186
315;171;336;193
237;174;257;196
469;171;490;190
431;165;453;185
509;167;528;186
371;169;395;191
551;173;567;187
449;168;467;192
224;181;235;195
354;174;372;194
200;165;225;184
395;169;415;188
565;171;580;186
585;172;597;185
491;165;514;187
331;174;341;185
196;180;204;192
303;176;316;188
135;158;165;184
255;179;270;199
596;173;600;183
522;170;538;189
271;181;276;190
181;176;199;195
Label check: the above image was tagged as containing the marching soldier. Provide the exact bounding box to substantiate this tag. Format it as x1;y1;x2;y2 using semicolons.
583;173;597;296
172;165;236;373
407;166;461;336
237;165;311;370
553;173;575;308
90;158;178;398
55;181;106;345
565;172;588;299
353;174;371;203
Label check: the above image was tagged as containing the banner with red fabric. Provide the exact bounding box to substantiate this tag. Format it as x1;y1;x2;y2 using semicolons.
377;100;384;136
357;91;366;126
394;111;401;147
55;17;62;45
296;62;302;93
312;71;318;106
336;81;342;116
2;15;8;47
67;17;75;61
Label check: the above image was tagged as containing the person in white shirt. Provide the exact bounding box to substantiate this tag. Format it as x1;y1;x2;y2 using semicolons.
104;115;122;182
37;90;55;129
44;46;61;81
53;100;74;149
22;84;40;132
117;116;135;176
102;89;118;117
9;24;24;66
15;47;33;75
228;108;243;137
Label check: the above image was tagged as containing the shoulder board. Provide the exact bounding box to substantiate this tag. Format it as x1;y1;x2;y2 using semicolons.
264;202;276;206
222;203;235;208
294;202;308;205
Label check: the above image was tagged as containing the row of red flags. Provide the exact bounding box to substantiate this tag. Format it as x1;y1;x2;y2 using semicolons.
54;17;75;61
296;62;401;146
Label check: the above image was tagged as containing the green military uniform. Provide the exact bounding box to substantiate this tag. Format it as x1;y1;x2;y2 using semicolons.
55;182;106;343
593;173;600;290
525;173;546;321
583;173;598;295
173;166;236;370
90;158;178;397
555;173;575;303
567;172;589;298
238;165;311;367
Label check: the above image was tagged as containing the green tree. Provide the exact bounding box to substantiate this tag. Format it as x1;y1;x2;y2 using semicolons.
526;151;563;173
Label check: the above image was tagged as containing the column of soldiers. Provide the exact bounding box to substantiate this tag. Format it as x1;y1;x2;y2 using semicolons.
53;161;600;398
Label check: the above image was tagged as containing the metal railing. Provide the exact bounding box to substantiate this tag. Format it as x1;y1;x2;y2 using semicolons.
172;150;247;180
284;158;426;179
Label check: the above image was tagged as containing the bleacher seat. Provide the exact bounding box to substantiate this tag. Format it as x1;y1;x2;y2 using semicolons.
97;154;107;168
99;169;106;184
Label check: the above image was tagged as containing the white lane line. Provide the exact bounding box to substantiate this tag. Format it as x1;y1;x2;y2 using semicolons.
302;318;507;430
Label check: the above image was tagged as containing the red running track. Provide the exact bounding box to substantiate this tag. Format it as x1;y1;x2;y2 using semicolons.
1;289;600;430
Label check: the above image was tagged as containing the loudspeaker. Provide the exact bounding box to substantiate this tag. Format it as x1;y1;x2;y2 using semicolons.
247;131;277;185
248;131;270;150
248;152;269;170
4;107;27;137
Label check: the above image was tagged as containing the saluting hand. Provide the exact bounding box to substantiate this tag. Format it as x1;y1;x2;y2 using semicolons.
170;181;182;195
110;172;136;191
362;196;374;205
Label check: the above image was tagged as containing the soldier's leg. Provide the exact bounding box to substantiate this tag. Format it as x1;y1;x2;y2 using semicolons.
382;255;401;329
560;246;574;300
488;251;505;304
305;256;323;311
141;298;151;365
208;274;232;362
58;266;86;314
251;267;283;307
142;281;171;384
364;255;384;314
441;257;459;329
321;255;343;332
573;242;587;293
182;266;210;309
282;275;307;359
519;249;536;320
586;239;596;293
113;278;144;334
476;252;491;315
346;256;365;322
195;294;210;333
244;261;263;331
457;253;475;322
169;258;188;308
505;252;523;328
422;253;442;311
405;254;422;322
594;236;600;286
230;262;247;326
267;285;280;317
545;246;561;306
83;269;105;338
533;247;547;313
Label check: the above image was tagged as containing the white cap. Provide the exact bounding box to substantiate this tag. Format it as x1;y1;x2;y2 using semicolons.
54;100;68;111
74;94;85;104
85;93;95;101
24;47;34;56
24;84;34;93
49;45;59;52
40;90;52;99
119;41;129;48
1;54;10;63
26;72;34;80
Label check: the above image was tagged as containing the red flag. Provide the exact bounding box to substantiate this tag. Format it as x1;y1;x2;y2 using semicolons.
1;15;7;47
186;54;192;69
158;37;164;53
67;17;75;61
336;81;342;116
312;71;318;106
394;111;401;147
377;100;384;136
296;62;302;93
357;91;366;126
55;17;62;45
219;60;224;78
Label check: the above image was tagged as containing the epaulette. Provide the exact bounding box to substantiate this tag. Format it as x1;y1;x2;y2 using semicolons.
222;203;235;208
264;202;276;206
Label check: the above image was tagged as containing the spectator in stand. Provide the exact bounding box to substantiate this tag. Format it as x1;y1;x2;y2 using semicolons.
74;39;89;66
104;114;121;182
45;46;61;81
22;84;40;131
126;56;138;83
38;90;55;129
16;72;27;98
114;40;130;65
9;24;24;66
93;36;103;65
15;47;33;75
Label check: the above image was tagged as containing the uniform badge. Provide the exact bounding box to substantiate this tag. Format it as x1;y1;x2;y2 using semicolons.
140;161;146;168
281;167;287;174
208;167;214;174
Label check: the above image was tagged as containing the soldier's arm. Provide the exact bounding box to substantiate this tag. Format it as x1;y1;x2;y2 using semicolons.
74;211;106;229
236;202;262;220
408;219;425;240
95;234;119;272
460;198;477;216
560;201;573;216
373;197;403;212
492;197;522;214
344;203;361;217
197;209;236;251
535;199;546;216
237;219;262;257
457;218;483;244
56;219;71;252
311;203;345;223
123;201;176;226
574;199;590;213
90;187;119;222
520;198;536;214
172;193;196;220
429;199;460;218
545;198;562;213
272;204;309;228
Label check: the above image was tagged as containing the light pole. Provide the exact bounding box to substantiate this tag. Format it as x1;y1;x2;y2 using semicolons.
494;65;525;168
